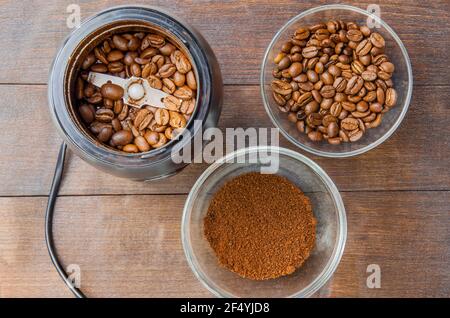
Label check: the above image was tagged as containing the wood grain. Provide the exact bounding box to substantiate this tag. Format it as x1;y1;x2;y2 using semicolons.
0;85;448;196
0;0;449;298
0;0;449;85
0;192;448;297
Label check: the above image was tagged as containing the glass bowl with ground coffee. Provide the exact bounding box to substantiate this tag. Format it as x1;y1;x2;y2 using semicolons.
261;4;413;157
182;146;346;297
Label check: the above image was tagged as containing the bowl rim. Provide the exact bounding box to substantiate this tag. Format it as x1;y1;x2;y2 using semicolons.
260;4;413;158
181;146;347;297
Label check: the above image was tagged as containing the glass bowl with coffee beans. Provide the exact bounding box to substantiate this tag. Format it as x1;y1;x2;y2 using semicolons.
261;4;412;157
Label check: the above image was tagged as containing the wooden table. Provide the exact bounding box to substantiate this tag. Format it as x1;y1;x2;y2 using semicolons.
0;0;449;298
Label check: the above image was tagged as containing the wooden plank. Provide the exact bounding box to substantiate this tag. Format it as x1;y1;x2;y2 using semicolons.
0;191;448;297
0;0;449;85
0;84;448;196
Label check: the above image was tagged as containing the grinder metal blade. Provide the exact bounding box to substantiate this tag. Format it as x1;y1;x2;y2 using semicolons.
87;72;169;109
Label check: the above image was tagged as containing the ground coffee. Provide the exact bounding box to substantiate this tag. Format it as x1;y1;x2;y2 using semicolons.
204;172;316;280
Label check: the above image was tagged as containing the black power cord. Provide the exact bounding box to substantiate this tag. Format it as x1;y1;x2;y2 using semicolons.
45;142;86;298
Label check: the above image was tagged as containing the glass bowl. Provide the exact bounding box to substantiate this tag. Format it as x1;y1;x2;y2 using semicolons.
261;4;413;157
182;146;346;297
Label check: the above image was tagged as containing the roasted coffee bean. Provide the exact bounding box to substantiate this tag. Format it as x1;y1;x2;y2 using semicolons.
123;144;139;153
91;63;108;73
130;63;141;77
272;80;293;95
112;99;123;115
111;130;133;146
155;109;170;126
296;120;305;132
169;111;187;128
356;101;369;112
329;102;342;117
341;101;356;112
134;109;153;131
159;64;177;78
273;92;286;106
147;75;163;90
97;126;113;142
322;114;337;127
327;122;339;138
134;136;151;152
76;77;85;100
320;85;336;98
117;104;129;121
142;63;157;78
320;71;334;85
79;104;95;124
385;88;397;107
111;118;122;132
370;102;383;113
327;137;341;145
299;81;314;91
163;95;182;111
306;70;319;83
180;99;195;115
152;133;168;148
94;47;109;65
173;71;186;87
328;64;341;77
370;32;385;48
278;56;291;70
112;35;128;51
186;71;197;90
108;61;124;73
107;50;124;62
90;121;109;135
302;46;319;58
346;29;363;42
141;34;165;50
361;70;377;81
152;54;165;68
174;86;193;100
349;129;363;142
307;131;323;141
95;108;114;123
82;54;96;70
351;60;365;75
171;50;192;74
162;78;176;94
103;98;113;109
87;92;103;104
345;75;364;95
311;89;322;103
306;113;323;127
159;43;176;56
352;110;370;118
294;27;310;40
288;62;303;77
144;130;160;146
366;113;383;128
333;77;347;92
304;100;319;115
341;117;359;130
100;83;124;100
356;39;372;56
379;61;395;73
